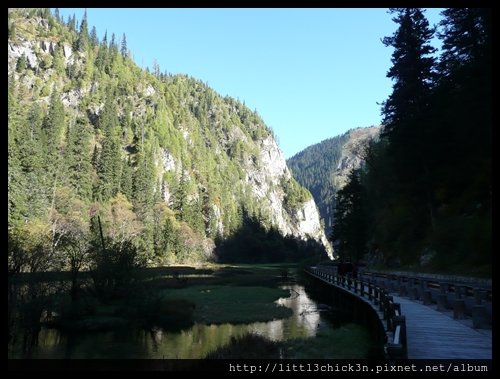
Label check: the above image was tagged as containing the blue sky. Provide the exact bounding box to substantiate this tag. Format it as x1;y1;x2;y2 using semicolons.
57;8;444;158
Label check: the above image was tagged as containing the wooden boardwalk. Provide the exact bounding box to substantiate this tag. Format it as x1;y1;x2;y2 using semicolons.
306;267;492;359
393;295;492;359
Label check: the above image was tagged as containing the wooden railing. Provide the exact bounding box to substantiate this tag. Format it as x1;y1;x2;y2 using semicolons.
360;270;492;328
305;266;407;359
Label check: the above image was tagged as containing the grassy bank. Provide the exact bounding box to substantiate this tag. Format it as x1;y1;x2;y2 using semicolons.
205;323;378;359
161;285;292;324
39;263;297;332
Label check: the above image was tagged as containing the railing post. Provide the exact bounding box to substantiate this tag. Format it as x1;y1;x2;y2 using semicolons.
388;315;407;359
453;299;465;319
419;279;425;300
384;295;393;319
388;303;401;331
474;289;487;305
472;304;488;329
437;282;449;311
380;290;386;312
422;290;432;305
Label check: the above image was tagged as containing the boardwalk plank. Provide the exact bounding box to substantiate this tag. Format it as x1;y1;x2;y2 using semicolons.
393;296;491;359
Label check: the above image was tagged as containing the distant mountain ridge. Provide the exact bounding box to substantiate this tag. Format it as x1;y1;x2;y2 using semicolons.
287;126;380;235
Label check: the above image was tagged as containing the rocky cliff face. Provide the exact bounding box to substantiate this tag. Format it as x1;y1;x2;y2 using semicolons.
248;135;332;256
332;126;380;189
8;9;331;259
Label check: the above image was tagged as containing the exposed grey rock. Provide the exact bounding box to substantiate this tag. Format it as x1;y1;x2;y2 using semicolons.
62;44;72;59
144;84;156;97
244;135;332;257
333;126;380;190
8;41;38;69
161;148;176;172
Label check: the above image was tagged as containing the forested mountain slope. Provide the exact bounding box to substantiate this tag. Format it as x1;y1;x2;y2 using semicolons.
8;8;331;269
288;126;379;234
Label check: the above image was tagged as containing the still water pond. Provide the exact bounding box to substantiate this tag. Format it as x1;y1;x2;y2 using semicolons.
10;284;331;359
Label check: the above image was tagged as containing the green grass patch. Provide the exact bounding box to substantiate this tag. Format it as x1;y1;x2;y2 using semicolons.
161;285;292;324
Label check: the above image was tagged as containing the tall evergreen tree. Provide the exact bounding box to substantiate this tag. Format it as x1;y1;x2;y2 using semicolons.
96;90;122;201
76;9;89;52
95;31;109;71
173;167;189;222
42;89;65;173
381;8;436;136
121;33;128;58
90;26;98;48
68;13;76;32
23;103;49;218
97;132;121;201
438;8;489;78
120;157;133;200
8;78;27;227
432;8;491;202
132;142;156;211
381;8;437;228
110;32;118;56
65;117;93;200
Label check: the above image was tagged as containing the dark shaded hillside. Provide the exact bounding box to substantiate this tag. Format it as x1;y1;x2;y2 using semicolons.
330;8;491;275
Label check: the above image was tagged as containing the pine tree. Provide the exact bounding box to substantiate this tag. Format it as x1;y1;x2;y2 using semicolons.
382;8;436;134
90;26;98;48
173;168;189;222
43;89;65;172
65;117;93;200
110;32;118;56
132;142;156;212
23;103;49;218
121;33;128;58
68;13;76;32
438;8;489;78
76;9;89;52
96;90;122;201
97;132;121;201
95;31;108;71
120;157;133;200
52;44;65;73
432;8;491;203
381;8;437;229
8;78;27;227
